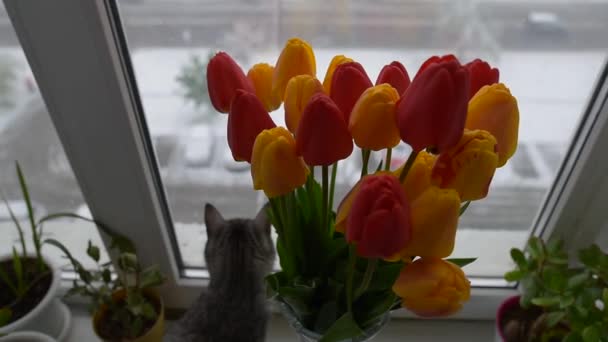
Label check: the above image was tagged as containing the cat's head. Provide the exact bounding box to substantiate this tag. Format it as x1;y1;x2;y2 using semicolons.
204;203;276;279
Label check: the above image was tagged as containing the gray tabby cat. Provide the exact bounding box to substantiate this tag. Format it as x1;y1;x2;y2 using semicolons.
166;203;276;342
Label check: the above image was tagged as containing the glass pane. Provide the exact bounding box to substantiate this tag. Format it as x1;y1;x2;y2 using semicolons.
0;3;108;271
119;0;608;277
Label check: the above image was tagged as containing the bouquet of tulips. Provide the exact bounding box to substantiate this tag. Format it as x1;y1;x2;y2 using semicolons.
206;37;519;341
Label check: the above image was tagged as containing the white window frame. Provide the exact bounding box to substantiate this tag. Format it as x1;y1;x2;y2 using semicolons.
5;0;608;318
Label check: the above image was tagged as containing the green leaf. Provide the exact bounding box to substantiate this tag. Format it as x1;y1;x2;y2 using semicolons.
531;296;560;308
560;295;575;309
314;300;338;333
102;269;112;284
582;325;601;342
139;266;165;289
355;291;396;329
545;311;566;328
603;288;608;305
579;245;602;268
547;239;564;254
567;272;589;290
527;237;545;259
459;201;471;216
86;240;100;263
367;263;402;292
11;247;23;295
1;191;27;256
140;302;157;321
16;162;39;252
446;257;477;268
0;307;11;327
563;332;583;342
510;248;527;269
504;270;523;282
319;312;364;342
278;285;315;316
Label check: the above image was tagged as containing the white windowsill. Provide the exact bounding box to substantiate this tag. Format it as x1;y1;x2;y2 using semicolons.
64;303;496;342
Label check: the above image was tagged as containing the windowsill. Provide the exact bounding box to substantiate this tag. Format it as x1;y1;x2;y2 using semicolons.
64;303;496;341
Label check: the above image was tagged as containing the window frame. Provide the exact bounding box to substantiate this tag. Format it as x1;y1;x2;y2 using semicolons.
5;0;608;318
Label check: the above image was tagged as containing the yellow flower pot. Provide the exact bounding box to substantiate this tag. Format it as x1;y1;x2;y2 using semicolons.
92;289;164;342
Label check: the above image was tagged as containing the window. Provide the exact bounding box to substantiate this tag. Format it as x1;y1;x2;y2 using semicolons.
0;2;107;270
5;0;608;315
117;0;608;278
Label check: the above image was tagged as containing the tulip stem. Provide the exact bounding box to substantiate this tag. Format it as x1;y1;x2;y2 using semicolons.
398;150;419;183
346;244;357;312
322;165;329;232
385;148;392;171
269;198;285;246
328;161;338;235
355;258;378;300
361;149;371;178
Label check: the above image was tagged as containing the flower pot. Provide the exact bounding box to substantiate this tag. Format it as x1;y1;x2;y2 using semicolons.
0;255;70;341
0;331;56;342
495;295;521;342
92;289;164;342
276;299;390;342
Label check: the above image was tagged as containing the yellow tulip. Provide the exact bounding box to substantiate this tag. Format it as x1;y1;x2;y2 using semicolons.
273;38;316;100
284;75;324;133
349;84;401;151
251;127;309;198
432;129;498;201
247;63;282;112
393;258;470;317
466;83;519;167
395;186;460;259
323;55;353;94
393;151;437;201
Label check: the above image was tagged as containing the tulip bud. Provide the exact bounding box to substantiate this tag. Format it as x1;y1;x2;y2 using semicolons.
207;52;255;113
393;258;470;317
251;127;309;198
330;62;373;122
349;84;401;151
273;38;316;100
247;63;282;112
466;83;519;167
323;55;354;94
284;75;324;133
396;60;469;152
227;90;276;162
376;61;411;95
296;94;353;166
347;174;412;258
465;59;499;100
433;129;498;201
415;54;459;77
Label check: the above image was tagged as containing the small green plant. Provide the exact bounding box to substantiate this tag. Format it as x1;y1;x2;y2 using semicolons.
505;237;608;341
45;217;165;339
0;162;52;325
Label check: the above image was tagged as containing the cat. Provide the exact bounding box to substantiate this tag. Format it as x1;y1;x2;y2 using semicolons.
166;203;276;342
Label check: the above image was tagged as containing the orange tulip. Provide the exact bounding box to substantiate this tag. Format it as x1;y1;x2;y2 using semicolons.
207;52;255;113
349;84;401;151
395;186;460;259
228;90;276;162
323;55;353;94
296;94;353;166
284;75;324;133
251;127;309;198
273;38;316;100
432;129;498;201
393;151;437;201
466;83;519;167
393;258;470;317
247;63;282;112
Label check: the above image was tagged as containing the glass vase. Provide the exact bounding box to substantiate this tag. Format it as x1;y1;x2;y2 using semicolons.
276;299;390;342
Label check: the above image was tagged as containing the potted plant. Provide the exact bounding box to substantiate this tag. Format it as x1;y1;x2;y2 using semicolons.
45;219;166;342
0;163;70;339
205;37;520;341
498;237;608;341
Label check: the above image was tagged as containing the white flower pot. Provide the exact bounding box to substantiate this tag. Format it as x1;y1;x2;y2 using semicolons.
0;255;70;341
0;331;56;342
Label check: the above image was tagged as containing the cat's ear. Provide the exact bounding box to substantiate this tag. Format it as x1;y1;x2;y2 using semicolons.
254;203;271;235
205;203;225;236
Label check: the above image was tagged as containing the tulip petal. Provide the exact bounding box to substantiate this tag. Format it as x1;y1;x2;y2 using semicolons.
207;52;255;113
284;75;324;133
323;55;354;94
273;38;316;100
247;63;283;112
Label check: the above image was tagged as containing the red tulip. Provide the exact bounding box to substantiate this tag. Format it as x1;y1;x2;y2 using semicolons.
465;59;499;100
330;62;373;123
296;94;353;166
396;60;469;152
228;90;276;162
416;54;459;78
207;52;255;113
347;174;411;258
376;61;411;95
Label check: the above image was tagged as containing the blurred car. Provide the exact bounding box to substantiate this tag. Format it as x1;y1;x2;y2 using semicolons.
525;11;568;36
